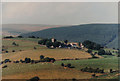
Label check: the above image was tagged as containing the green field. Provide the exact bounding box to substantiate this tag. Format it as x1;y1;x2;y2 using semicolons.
1;38;119;79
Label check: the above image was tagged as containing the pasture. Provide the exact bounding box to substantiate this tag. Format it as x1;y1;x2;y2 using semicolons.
1;38;119;79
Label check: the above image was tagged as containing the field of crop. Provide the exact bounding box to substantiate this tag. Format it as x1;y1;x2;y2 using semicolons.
1;38;119;79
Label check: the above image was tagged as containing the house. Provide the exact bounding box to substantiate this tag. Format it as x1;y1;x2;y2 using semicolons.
70;43;79;48
80;43;84;49
51;38;56;43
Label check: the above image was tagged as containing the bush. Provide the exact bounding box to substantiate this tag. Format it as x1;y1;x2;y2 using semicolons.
98;49;106;55
4;59;11;63
5;51;8;53
28;36;36;38
46;41;53;48
2;65;7;68
40;55;44;60
42;57;55;62
38;39;51;45
61;63;64;66
87;49;92;53
43;57;51;62
25;58;31;63
15;61;19;63
53;42;61;48
34;47;37;49
12;42;17;46
81;67;104;73
17;36;23;38
67;63;71;68
4;36;14;38
92;74;96;77
27;76;40;81
12;50;15;52
110;69;113;73
98;49;112;55
20;59;24;63
2;49;5;51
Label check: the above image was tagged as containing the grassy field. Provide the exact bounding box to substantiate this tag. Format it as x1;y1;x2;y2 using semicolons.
1;38;119;79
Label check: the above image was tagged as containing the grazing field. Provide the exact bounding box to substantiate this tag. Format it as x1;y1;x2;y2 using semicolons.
1;38;119;79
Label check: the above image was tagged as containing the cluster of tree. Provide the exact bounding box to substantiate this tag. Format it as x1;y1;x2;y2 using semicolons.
98;49;112;55
28;36;36;38
13;55;56;64
1;59;11;64
27;76;40;81
40;55;55;63
83;40;102;50
28;36;40;38
61;63;75;68
38;39;51;45
38;38;69;48
3;36;14;38
17;36;23;38
81;67;104;73
2;65;7;68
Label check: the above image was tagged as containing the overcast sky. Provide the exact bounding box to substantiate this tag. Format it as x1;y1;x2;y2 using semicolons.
2;2;118;25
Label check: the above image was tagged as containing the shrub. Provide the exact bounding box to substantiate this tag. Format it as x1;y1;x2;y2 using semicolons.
43;57;51;62
81;67;104;73
34;47;37;49
2;65;7;68
38;39;51;45
12;42;17;46
12;50;15;52
20;59;24;63
110;69;113;73
61;63;64;66
46;41;53;48
15;61;19;63
40;55;44;60
98;49;105;55
17;36;23;38
92;74;96;77
4;36;14;38
27;76;40;81
87;49;92;53
67;63;71;68
2;49;5;51
42;57;55;62
5;51;8;53
25;58;31;63
4;59;11;63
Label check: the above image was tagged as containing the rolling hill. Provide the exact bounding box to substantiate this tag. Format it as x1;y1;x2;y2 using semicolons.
21;24;118;48
2;24;64;36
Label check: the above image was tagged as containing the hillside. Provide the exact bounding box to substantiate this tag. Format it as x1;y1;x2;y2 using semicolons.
21;24;118;48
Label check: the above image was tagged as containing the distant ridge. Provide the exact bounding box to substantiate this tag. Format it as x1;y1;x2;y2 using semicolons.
2;24;65;36
21;24;118;48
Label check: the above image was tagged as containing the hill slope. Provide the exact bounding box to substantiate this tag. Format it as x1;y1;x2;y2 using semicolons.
21;24;118;48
